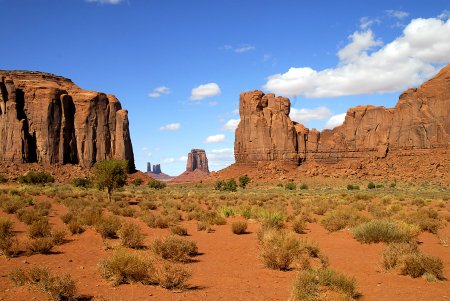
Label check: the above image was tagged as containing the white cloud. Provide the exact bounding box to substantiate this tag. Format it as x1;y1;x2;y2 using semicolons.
438;10;450;20
207;148;235;167
159;123;180;131
148;86;171;98
190;83;221;100
178;156;188;161
290;107;331;124
359;17;380;29
264;17;450;98
232;108;239;115
386;10;409;19
205;134;225;144
223;119;240;131
85;0;124;4
222;44;255;53
325;113;346;129
162;158;175;163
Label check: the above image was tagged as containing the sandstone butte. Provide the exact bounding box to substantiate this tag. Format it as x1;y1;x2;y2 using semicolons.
172;149;210;183
0;70;135;172
225;65;450;184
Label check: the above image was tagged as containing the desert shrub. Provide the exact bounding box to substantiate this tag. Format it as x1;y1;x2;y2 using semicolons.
347;184;360;190
285;182;296;190
299;183;309;190
71;178;92;188
291;268;358;301
155;261;191;290
170;225;188;236
28;219;52;238
258;210;285;229
1;196;26;214
51;229;67;245
18;171;54;185
400;253;444;279
352;220;420;244
67;219;85;235
99;250;154;286
367;182;376;189
292;217;306;234
96;215;122;239
151;236;198;263
0;218;17;256
148;178;166;189
404;209;441;234
320;208;367;232
139;200;158;210
390;183;396;188
132;178;143;186
118;222;144;248
27;237;55;254
219;206;235;218
78;207;103;226
376;184;384;188
109;202;136;217
215;179;237;192
258;229;302;270
382;242;419;270
231;221;248;234
214;180;225;191
141;213;171;229
238;175;250;188
0;175;7;183
411;198;426;207
9;266;77;301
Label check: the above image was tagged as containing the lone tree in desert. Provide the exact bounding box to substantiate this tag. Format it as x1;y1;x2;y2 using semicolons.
93;160;128;202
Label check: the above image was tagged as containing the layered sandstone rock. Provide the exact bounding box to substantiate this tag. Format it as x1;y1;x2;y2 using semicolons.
186;149;209;173
235;65;450;164
0;70;135;171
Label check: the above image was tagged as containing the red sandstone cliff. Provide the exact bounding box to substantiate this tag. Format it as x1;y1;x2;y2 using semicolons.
0;70;135;170
235;65;450;164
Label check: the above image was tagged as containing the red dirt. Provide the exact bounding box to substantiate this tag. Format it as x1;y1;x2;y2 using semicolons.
1;195;449;301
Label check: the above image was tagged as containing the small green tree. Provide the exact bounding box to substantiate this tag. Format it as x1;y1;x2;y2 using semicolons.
285;181;296;190
93;160;128;202
238;175;250;189
368;182;376;189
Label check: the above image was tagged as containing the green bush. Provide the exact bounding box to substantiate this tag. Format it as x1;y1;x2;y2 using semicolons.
132;178;143;186
238;175;250;188
148;179;166;189
93;159;128;201
214;179;237;192
352;220;420;244
18;172;54;184
285;182;296;190
347;184;360;190
299;183;309;190
71;178;92;188
0;175;7;183
367;182;376;189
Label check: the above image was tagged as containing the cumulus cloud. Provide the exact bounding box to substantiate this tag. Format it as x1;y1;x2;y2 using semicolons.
190;83;221;100
290;107;331;124
149;86;171;98
264;17;450;98
85;0;124;4
162;158;175;163
207;148;235;167
205;134;225;144
223;119;240;131
386;10;409;19
222;44;255;53
325;113;346;129
159;123;180;131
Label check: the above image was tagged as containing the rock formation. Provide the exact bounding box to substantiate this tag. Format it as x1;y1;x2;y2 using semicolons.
152;164;161;174
235;65;450;165
186;149;209;173
0;70;135;171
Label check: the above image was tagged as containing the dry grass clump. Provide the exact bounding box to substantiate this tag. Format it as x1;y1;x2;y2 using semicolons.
258;228;302;270
231;220;248;234
108;201;136;217
292;217;307;234
67;219;85;235
27;237;55;254
291;268;358;301
170;225;188;236
352;220;420;243
258;210;285;229
382;242;444;281
403;209;442;234
28;219;52;238
118;222;144;248
141;213;171;229
0;218;18;257
151;235;198;263
1;195;26;214
99;250;154;286
95;215;122;239
154;261;191;290
8;266;77;301
320;207;368;232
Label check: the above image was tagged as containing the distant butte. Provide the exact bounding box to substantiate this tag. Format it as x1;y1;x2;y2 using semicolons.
172;149;210;183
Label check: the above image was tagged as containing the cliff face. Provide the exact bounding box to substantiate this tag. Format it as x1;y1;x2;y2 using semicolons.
0;70;135;170
235;65;450;164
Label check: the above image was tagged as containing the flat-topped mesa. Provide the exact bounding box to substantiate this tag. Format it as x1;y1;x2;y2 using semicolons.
186;149;209;173
234;64;450;164
0;70;135;171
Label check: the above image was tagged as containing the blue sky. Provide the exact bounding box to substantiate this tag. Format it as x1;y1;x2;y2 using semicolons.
1;0;449;175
